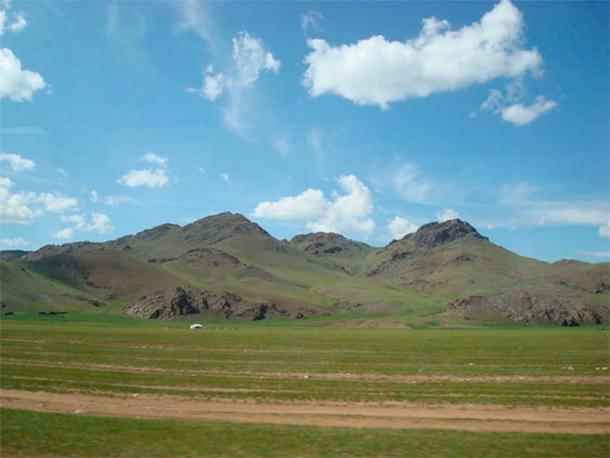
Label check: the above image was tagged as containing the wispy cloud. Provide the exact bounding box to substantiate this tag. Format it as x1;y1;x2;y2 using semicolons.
301;10;323;35
189;31;281;136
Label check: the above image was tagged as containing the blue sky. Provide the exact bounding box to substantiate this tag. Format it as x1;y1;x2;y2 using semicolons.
0;0;608;262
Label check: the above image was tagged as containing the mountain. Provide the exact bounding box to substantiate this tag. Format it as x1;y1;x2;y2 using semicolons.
1;213;608;326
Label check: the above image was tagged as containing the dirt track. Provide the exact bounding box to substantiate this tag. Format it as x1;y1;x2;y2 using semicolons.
1;389;608;435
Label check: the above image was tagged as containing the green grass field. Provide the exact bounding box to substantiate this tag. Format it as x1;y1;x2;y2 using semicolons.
1;316;608;456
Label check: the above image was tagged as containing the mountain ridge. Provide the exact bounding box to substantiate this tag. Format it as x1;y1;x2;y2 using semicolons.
2;212;608;326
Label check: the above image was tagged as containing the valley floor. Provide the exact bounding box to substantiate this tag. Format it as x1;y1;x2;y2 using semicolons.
0;317;608;456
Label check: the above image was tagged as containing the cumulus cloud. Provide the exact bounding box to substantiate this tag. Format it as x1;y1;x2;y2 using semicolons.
0;1;27;36
142;152;168;167
0;236;29;247
481;87;557;126
437;208;460;222
53;227;74;239
35;193;78;213
118;154;169;189
0;48;46;102
55;212;113;239
500;97;557;126
0;176;39;223
303;0;541;108
254;175;375;238
388;216;418;240
118;168;168;188
198;67;227;101
0;177;77;224
0;152;35;171
254;189;327;220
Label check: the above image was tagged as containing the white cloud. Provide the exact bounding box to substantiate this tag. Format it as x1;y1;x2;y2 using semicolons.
0;48;46;102
56;167;67;177
233;32;280;84
578;251;610;258
532;207;607;227
220;172;231;185
198;167;206;175
197;70;227;101
391;162;433;204
191;32;280;101
0;152;35;171
0;176;40;223
301;10;323;35
142;152;168;168
388;216;418;240
103;195;133;207
437;208;460;222
118;169;168;188
495;182;609;232
0;1;27;35
254;175;375;238
599;221;610;239
175;0;216;44
303;0;541;108
90;190;132;207
53;227;73;239
480;84;557;125
35;193;78;213
189;32;280;134
0;237;29;248
254;189;327;220
55;212;113;239
88;212;113;233
0;177;77;224
497;182;537;205
500;97;557;126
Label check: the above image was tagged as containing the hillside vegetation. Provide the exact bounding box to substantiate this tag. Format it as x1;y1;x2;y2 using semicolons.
1;212;608;326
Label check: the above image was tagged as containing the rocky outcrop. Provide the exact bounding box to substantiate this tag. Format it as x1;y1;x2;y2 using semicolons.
122;287;310;321
289;233;371;256
410;219;486;249
445;290;606;326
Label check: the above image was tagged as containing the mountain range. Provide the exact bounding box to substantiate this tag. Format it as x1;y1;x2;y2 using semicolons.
1;212;608;326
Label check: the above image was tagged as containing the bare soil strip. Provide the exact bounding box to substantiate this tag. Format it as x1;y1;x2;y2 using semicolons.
1;389;608;435
2;358;608;384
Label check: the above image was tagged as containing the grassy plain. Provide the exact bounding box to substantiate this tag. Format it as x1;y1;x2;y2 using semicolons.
1;316;608;456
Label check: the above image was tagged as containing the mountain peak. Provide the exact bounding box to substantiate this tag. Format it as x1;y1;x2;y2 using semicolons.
180;212;272;245
410;219;485;249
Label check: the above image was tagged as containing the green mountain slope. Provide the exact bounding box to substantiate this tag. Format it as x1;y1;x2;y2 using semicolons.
1;213;607;325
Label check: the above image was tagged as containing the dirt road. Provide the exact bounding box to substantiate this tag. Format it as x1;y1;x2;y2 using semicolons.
1;389;608;435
